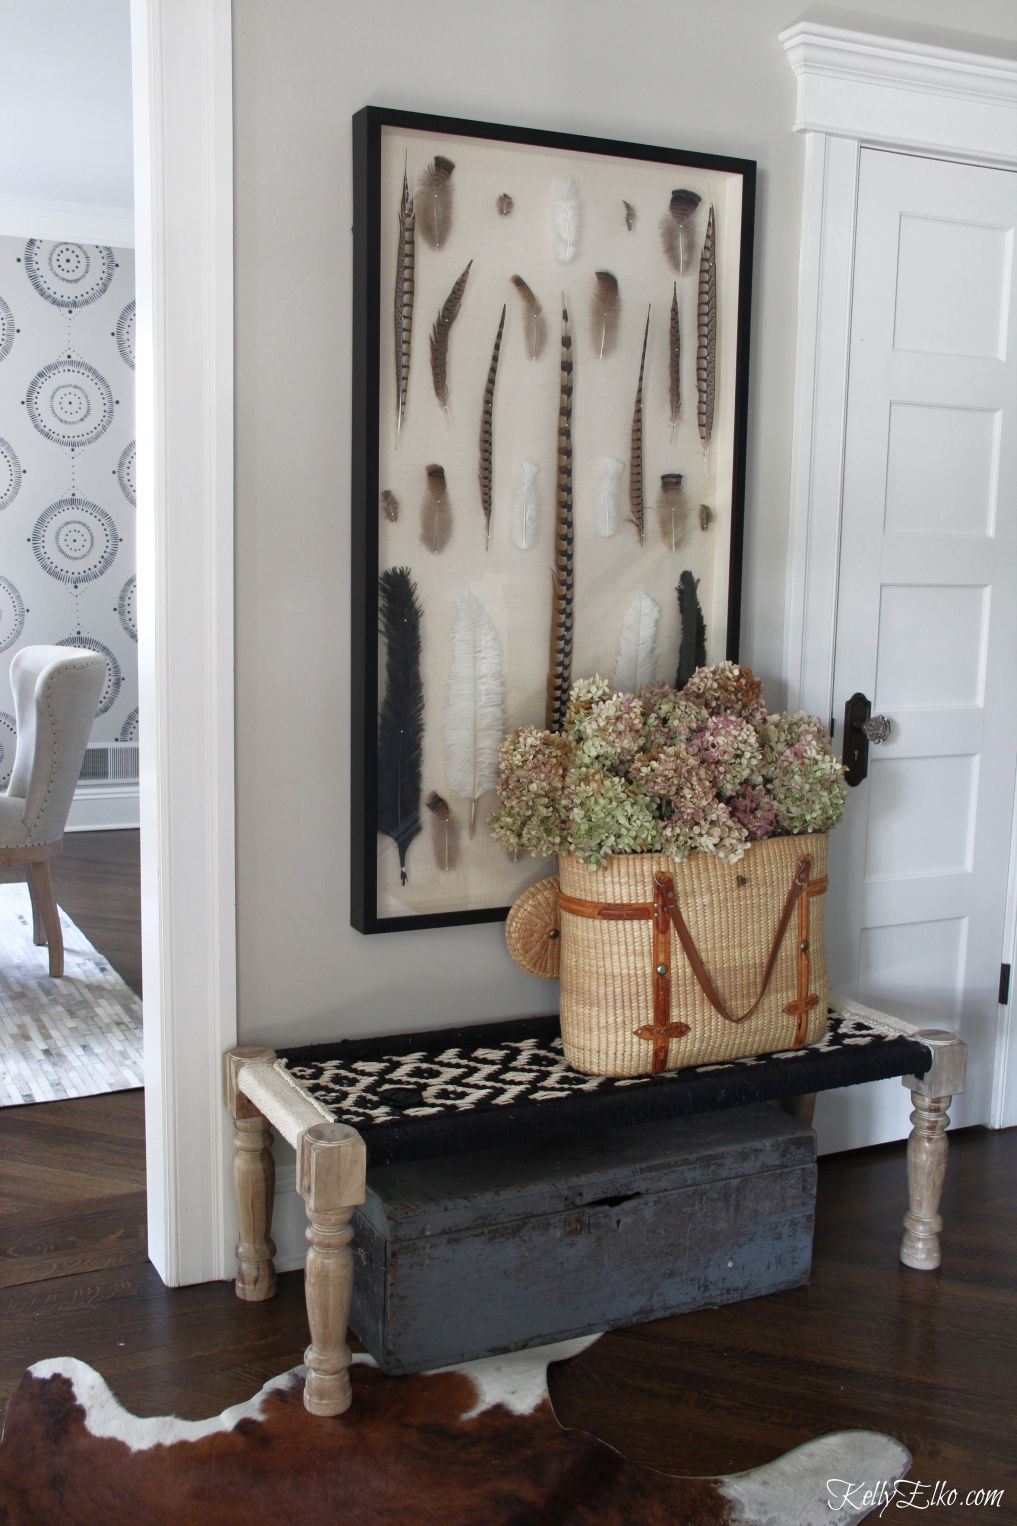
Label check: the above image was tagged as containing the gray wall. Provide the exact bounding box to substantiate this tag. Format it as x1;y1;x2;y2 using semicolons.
232;0;1016;1048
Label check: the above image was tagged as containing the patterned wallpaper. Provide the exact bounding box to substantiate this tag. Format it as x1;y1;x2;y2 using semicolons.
0;236;136;788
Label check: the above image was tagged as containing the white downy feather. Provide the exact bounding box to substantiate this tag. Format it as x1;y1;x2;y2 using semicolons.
612;592;660;693
444;590;505;834
510;461;539;551
594;457;625;538
551;178;580;264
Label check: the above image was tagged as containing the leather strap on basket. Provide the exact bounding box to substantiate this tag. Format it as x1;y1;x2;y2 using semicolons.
558;855;824;1072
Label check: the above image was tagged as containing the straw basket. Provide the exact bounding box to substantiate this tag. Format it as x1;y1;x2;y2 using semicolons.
507;833;829;1077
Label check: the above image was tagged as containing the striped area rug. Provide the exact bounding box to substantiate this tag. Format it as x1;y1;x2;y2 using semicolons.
0;883;142;1107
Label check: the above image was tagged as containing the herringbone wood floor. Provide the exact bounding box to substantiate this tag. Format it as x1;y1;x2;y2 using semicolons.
0;830;1013;1522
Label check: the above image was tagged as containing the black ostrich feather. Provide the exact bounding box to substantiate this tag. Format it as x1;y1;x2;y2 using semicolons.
377;566;424;884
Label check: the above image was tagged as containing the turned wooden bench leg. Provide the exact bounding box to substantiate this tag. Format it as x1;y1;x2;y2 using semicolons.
900;1030;967;1271
223;1046;278;1301
299;1122;367;1416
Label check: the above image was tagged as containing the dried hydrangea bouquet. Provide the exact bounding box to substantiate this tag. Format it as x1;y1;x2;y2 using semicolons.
495;663;847;1077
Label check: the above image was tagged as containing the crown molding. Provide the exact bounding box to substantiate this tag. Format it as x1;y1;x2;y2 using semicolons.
0;196;134;247
780;21;1017;164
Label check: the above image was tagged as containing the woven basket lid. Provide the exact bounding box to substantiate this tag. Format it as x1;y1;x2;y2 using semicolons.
505;875;561;980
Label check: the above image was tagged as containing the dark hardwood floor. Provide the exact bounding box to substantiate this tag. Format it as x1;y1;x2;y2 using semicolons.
0;830;1014;1522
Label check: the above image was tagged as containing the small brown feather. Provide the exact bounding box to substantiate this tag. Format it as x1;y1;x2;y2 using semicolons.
661;188;701;275
419;464;451;554
417;155;455;250
591;270;620;359
425;790;460;871
510;274;546;360
497;192;514;217
699;502;713;531
381;489;399;523
623;200;636;231
657;472;687;552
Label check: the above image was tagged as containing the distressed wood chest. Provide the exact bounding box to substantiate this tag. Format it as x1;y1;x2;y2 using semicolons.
349;1100;816;1373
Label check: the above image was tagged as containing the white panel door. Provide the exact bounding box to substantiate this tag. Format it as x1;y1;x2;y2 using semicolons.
818;147;1017;1152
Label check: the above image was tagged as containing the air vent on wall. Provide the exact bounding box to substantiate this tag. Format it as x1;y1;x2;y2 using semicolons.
78;741;140;787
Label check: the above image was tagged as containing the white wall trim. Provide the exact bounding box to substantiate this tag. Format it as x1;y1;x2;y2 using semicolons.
131;0;236;1287
781;21;1017;1131
782;23;1017;722
0;196;134;247
67;785;141;833
780;22;1017;166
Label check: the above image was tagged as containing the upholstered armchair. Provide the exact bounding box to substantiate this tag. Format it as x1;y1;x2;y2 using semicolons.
0;646;106;976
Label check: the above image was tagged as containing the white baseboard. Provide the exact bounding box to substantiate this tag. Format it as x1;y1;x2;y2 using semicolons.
66;785;141;832
271;1168;308;1274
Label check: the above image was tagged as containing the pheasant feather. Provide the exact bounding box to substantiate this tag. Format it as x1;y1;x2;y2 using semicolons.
591;270;620;359
676;570;707;689
417;155;455;250
430;259;472;414
628;306;650;544
377;567;424;885
394;165;415;440
661;188;701;275
511;275;546;360
444;590;505;836
511;461;539;551
425;790;460;872
697;205;717;453
546;299;574;732
419;464;452;554
594;457;624;539
669;282;681;438
612;592;660;693
479;304;506;550
551;178;580;264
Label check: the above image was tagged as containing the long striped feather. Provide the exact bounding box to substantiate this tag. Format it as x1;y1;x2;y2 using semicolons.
429;260;472;414
628;307;650;543
479;305;506;549
546;300;574;732
669;282;680;438
394;166;415;440
697;205;717;453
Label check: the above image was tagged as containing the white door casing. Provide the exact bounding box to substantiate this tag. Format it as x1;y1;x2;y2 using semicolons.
828;147;1017;1134
781;24;1017;1147
131;0;237;1285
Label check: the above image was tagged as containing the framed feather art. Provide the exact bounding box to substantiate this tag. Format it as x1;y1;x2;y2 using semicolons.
351;105;755;932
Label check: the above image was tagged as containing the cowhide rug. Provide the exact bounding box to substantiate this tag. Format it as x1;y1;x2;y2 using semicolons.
0;1339;910;1525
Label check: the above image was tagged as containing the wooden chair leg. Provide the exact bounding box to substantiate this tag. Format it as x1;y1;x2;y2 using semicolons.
298;1121;367;1417
900;1030;967;1270
27;859;63;977
223;1047;279;1301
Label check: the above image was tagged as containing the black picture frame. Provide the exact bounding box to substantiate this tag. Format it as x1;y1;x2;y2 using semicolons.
352;105;755;934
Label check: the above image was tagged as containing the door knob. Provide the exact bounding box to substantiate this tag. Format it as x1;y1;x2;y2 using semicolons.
842;692;889;787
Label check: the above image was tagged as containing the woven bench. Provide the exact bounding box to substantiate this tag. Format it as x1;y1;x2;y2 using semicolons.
223;992;966;1416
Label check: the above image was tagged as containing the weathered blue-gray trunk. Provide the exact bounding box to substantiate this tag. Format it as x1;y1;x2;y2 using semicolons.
350;1101;816;1373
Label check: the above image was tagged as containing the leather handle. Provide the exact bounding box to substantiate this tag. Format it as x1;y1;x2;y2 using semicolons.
657;856;812;1026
